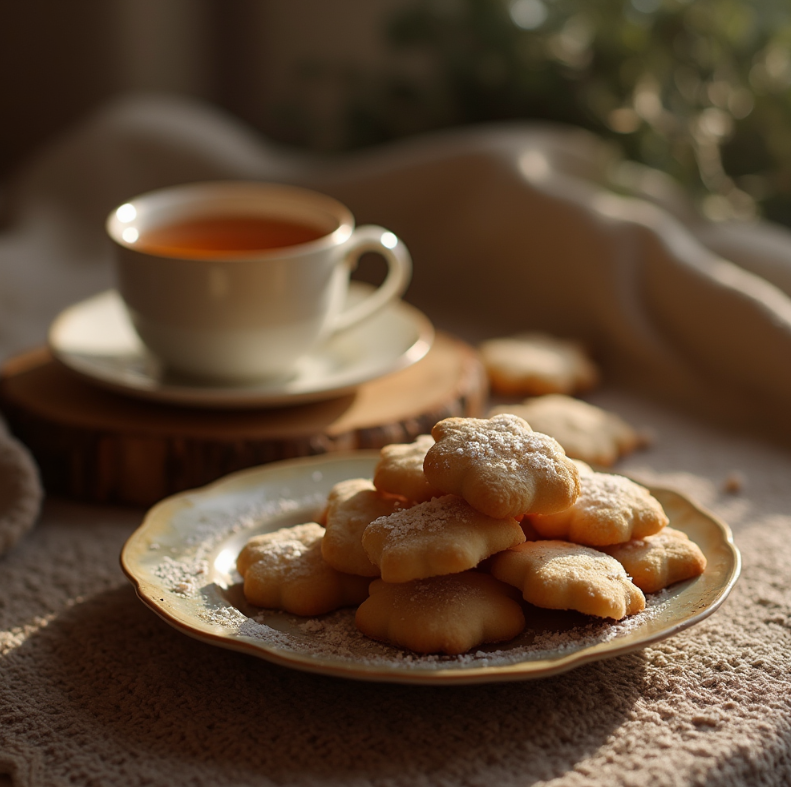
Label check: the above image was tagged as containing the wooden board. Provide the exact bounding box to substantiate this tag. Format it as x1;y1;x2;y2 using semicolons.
0;332;487;507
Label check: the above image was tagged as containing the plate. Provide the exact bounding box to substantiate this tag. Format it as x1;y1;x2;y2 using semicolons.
121;452;741;685
48;285;434;408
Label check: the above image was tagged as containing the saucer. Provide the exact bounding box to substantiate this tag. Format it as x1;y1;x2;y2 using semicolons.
48;284;434;409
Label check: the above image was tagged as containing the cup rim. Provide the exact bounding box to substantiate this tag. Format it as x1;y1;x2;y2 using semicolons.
106;181;355;261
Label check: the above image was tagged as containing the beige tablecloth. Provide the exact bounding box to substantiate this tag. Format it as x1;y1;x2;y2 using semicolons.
2;95;791;787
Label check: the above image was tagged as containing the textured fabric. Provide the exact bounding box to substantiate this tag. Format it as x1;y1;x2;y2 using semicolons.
2;95;791;786
0;421;42;558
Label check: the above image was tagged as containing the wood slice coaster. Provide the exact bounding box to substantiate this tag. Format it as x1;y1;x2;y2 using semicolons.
0;332;487;507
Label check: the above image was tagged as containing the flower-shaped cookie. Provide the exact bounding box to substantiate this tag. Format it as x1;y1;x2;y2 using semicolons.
373;434;443;502
489;394;644;467
362;494;525;583
355;571;526;655
479;332;599;396
423;414;581;519
490;540;645;620
237;523;371;616
322;478;409;577
526;461;668;546
601;527;707;593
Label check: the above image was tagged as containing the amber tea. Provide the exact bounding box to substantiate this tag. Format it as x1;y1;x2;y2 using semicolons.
137;215;326;258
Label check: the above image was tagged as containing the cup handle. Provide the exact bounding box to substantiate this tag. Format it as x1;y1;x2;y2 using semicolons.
330;225;413;333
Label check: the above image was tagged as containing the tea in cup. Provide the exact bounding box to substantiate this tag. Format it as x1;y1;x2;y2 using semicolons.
106;181;412;382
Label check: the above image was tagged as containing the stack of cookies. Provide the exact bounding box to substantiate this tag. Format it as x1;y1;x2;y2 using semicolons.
236;414;706;655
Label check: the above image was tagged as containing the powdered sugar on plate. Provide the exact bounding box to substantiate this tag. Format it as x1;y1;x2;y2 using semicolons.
151;484;673;669
199;587;671;670
150;478;675;671
152;490;326;597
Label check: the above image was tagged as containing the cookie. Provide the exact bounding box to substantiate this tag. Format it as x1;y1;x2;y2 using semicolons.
237;523;371;616
373;435;443;502
321;478;409;577
423;414;580;520
601;527;707;593
526;461;668;546
489;394;643;466
355;571;526;655
235;522;327;577
479;333;599;396
362;494;525;583
490;540;645;620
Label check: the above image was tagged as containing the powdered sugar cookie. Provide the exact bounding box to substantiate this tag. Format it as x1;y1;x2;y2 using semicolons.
355;571;526;655
490;540;645;620
526;461;668;546
237;523;371;616
236;523;326;577
601;527;707;593
362;494;525;583
489;394;643;466
373;434;443;502
423;414;580;520
322;478;409;577
479;333;599;396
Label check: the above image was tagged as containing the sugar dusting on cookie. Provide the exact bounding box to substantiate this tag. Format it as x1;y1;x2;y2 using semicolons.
576;470;634;509
425;415;581;519
444;416;561;475
368;495;475;540
249;538;322;580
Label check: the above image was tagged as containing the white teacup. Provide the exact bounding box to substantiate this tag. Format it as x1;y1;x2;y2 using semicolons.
106;181;412;382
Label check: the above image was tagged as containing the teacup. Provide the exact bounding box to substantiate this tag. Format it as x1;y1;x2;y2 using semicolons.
106;181;412;382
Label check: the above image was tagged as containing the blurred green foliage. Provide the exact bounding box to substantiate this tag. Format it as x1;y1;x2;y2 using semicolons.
281;0;791;226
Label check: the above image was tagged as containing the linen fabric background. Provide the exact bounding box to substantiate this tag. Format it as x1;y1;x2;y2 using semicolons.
1;95;791;787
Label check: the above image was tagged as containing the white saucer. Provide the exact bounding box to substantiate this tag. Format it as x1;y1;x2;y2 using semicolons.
48;284;434;409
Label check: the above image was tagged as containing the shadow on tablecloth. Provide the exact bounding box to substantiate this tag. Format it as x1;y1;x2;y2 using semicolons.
6;583;645;785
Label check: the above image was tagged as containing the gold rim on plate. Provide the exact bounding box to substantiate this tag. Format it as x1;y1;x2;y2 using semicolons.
121;452;741;685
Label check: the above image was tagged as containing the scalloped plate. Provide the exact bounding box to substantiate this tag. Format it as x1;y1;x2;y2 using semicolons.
121;452;741;685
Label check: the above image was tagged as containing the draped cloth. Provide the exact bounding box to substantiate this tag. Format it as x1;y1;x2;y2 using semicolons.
2;95;791;787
